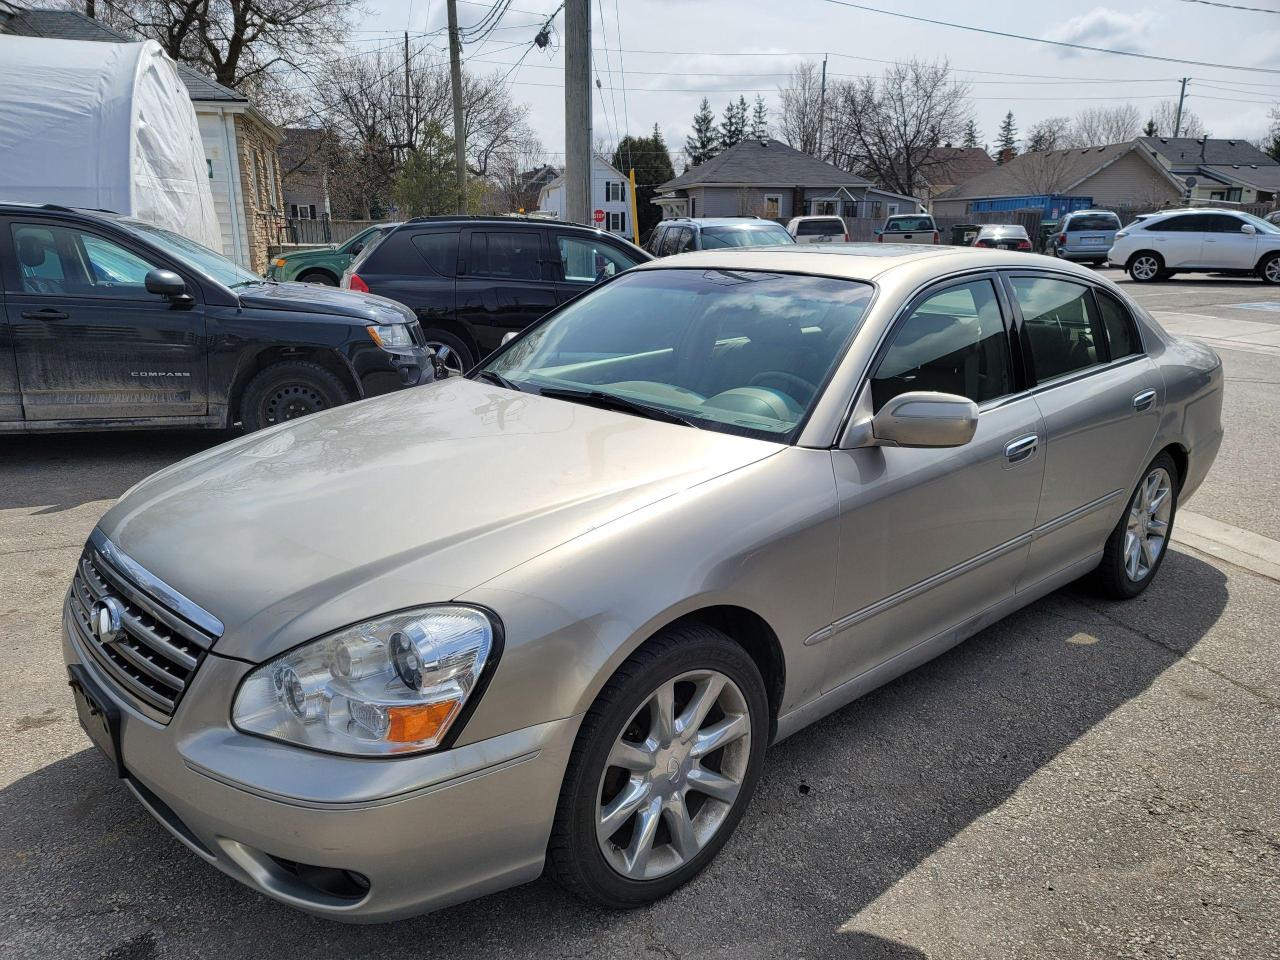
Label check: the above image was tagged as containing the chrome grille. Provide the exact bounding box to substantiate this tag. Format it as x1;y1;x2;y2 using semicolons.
68;540;215;721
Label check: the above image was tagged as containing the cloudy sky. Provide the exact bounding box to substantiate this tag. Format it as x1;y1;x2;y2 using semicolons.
354;0;1280;164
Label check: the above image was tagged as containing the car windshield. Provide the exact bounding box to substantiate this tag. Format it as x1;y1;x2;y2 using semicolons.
1238;211;1280;234
481;268;873;442
340;227;380;253
886;216;933;231
121;221;262;287
700;225;795;248
1066;214;1120;231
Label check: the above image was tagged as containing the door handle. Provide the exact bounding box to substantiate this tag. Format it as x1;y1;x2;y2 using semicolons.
1132;389;1157;411
1005;434;1039;463
21;308;69;321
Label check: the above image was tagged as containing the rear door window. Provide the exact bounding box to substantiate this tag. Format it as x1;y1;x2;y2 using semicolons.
671;228;696;254
469;231;543;279
1010;276;1103;382
1094;289;1142;359
410;231;459;276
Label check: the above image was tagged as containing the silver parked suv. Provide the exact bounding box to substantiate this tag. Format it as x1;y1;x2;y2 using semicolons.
64;244;1222;921
647;216;794;255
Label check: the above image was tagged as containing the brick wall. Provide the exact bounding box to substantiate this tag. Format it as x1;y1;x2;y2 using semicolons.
234;114;284;274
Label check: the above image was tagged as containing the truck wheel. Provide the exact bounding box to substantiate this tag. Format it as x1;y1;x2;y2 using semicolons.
240;361;351;432
297;270;338;286
422;330;475;376
547;623;768;909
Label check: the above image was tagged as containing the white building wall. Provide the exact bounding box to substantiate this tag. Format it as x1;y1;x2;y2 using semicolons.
195;105;248;265
537;155;632;238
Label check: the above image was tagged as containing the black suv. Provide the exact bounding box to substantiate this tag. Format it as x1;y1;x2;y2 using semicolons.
343;216;650;372
0;204;431;433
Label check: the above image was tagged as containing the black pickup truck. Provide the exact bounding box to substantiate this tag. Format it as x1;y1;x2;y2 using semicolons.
0;204;431;433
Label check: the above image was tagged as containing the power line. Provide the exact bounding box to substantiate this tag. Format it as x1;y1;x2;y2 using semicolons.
814;0;1280;74
1176;0;1280;12
612;0;632;170
595;0;624;147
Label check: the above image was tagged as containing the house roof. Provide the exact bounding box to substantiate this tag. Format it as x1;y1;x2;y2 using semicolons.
1139;136;1275;168
1200;163;1280;192
910;147;996;188
3;7;245;102
935;141;1180;201
659;138;873;191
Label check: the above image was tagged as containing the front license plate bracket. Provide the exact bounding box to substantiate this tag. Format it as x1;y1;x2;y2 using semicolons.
68;664;125;778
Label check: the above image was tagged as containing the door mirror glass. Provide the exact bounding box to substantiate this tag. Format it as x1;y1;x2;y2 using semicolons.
871;391;978;448
144;268;186;298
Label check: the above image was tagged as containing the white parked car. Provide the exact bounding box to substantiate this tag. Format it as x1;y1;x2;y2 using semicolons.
877;214;939;245
1109;208;1280;284
785;215;848;243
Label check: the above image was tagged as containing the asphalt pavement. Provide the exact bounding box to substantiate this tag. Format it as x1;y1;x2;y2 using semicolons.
1;272;1277;960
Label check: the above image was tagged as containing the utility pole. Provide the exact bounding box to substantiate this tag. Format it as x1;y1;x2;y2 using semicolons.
816;54;828;158
404;32;413;153
1174;77;1189;138
446;0;468;214
564;0;591;225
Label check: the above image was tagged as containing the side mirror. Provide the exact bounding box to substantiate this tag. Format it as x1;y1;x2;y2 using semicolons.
1241;223;1256;235
873;227;883;236
501;331;518;346
349;242;365;255
870;391;978;448
145;268;187;298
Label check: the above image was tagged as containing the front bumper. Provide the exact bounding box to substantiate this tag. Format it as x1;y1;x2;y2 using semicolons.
62;607;578;922
355;344;432;397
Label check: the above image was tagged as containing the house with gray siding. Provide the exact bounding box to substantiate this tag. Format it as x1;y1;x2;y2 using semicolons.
1139;137;1280;205
652;139;924;222
933;140;1190;218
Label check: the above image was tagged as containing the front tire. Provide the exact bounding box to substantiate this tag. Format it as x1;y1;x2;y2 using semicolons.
239;361;351;432
1093;451;1179;599
297;270;338;286
1259;252;1280;285
1127;252;1164;283
547;624;768;909
422;329;475;376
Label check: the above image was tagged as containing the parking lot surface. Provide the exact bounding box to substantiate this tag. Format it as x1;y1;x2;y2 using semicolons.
1;273;1277;960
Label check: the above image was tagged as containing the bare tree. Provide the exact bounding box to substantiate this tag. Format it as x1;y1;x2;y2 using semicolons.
1025;116;1071;152
777;61;824;155
1067;104;1142;146
1010;149;1080;195
1145;100;1209;139
824;59;972;198
102;0;357;91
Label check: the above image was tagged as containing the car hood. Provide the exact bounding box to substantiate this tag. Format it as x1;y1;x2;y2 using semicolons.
281;246;339;263
237;281;413;323
96;379;781;661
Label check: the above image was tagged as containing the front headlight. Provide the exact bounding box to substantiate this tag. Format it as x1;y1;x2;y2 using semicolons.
232;606;496;755
366;323;413;348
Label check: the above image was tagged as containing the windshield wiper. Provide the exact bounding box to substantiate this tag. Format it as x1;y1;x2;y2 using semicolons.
474;369;523;392
537;387;695;427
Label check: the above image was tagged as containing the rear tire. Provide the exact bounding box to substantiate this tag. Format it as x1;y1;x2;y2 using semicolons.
1127;252;1164;283
1093;451;1179;600
297;270;338;286
1259;252;1280;285
239;361;351;432
547;624;768;909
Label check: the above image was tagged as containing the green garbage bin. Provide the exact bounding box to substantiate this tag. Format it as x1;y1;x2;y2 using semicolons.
951;223;980;246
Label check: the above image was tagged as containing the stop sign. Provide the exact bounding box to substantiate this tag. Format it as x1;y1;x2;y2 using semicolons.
593;209;605;224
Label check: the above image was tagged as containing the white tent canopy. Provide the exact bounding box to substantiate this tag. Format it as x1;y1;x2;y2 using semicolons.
0;36;220;248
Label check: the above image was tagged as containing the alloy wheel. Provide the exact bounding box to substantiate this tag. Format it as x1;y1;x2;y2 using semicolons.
427;342;466;376
595;670;751;881
1265;258;1280;284
1131;255;1159;281
1124;466;1173;581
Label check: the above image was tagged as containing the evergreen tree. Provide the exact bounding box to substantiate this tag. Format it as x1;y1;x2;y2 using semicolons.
994;111;1018;164
391;124;461;216
614;127;676;241
750;95;769;140
685;98;721;167
961;119;980;149
720;96;748;150
1143;118;1158;137
1264;107;1280;163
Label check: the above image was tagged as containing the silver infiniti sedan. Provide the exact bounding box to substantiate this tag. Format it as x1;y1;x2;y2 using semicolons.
62;244;1223;921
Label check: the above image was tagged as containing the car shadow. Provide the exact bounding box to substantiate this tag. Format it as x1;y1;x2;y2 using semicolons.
0;430;227;513
1;551;1227;960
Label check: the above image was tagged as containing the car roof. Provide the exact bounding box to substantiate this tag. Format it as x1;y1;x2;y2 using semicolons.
629;243;1086;282
658;218;781;228
978;223;1027;232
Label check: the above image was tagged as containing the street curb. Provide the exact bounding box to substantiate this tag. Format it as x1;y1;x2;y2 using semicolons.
1174;511;1280;584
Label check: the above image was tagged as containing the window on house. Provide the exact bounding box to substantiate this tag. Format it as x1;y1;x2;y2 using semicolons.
815;200;838;216
1227;187;1243;202
762;195;781;219
607;210;627;233
605;181;625;202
